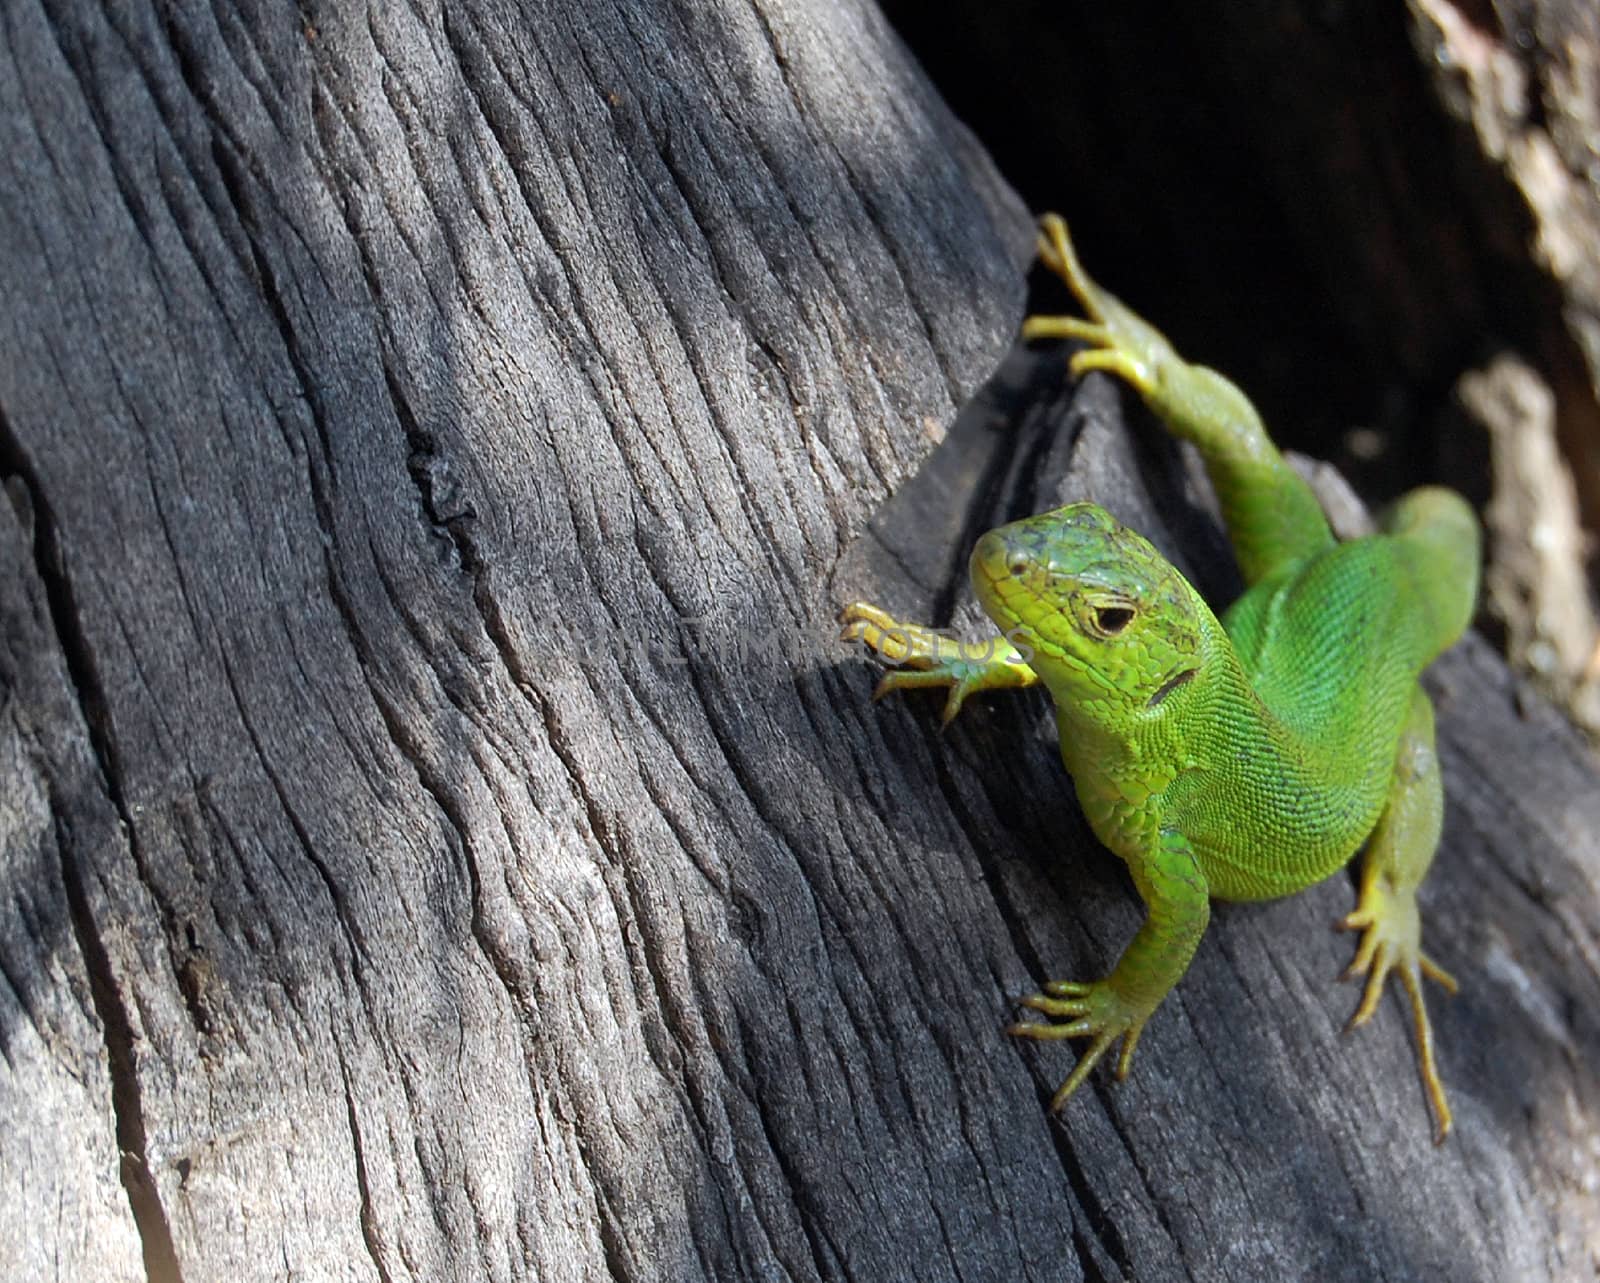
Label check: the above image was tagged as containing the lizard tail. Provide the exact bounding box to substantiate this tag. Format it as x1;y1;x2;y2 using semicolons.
1381;486;1481;660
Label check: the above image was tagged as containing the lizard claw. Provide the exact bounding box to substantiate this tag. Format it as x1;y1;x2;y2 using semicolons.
1336;877;1457;1144
1009;977;1150;1111
839;601;1036;723
1021;213;1180;405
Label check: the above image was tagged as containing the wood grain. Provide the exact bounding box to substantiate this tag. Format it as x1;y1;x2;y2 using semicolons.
1;2;1596;1280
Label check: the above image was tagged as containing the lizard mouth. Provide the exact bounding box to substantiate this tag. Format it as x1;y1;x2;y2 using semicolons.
967;503;1206;705
968;508;1116;668
968;580;1062;662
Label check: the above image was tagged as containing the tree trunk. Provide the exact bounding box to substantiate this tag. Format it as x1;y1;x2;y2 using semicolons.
1;3;1596;1282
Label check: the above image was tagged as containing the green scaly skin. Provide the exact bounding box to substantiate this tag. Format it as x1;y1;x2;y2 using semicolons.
841;214;1478;1143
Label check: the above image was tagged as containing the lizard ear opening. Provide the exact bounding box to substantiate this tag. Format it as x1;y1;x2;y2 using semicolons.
1146;666;1198;709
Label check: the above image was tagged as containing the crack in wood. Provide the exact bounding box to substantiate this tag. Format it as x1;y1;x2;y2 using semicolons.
338;1047;397;1283
0;405;186;1283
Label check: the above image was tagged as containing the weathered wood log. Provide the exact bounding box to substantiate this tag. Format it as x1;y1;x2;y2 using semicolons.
2;2;1597;1281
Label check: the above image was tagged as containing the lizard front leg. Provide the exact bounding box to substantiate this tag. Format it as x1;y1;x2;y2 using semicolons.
1022;213;1334;585
1010;829;1210;1111
1338;684;1458;1143
839;602;1038;725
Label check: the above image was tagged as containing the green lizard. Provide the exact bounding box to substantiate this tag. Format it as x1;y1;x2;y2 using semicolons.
841;214;1478;1142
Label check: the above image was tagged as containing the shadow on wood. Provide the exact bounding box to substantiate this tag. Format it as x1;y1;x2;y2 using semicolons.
1;1;1597;1281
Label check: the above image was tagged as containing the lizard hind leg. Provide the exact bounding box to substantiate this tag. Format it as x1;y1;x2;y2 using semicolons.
1380;486;1482;662
1337;684;1458;1143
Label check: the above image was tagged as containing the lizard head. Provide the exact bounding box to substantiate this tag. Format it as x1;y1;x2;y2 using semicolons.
969;503;1210;719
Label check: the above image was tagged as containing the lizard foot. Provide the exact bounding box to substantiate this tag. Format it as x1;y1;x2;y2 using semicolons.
1008;978;1150;1112
1019;213;1180;402
1338;874;1458;1144
838;602;1034;725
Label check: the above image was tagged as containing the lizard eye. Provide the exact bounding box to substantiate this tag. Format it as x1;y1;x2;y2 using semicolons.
1092;605;1135;637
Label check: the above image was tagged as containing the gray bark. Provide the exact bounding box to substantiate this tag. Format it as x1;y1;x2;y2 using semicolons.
2;2;1597;1282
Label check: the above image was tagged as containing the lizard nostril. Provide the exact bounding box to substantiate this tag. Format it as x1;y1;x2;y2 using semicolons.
970;531;1013;585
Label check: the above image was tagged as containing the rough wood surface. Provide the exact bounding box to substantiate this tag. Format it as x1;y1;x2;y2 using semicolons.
1458;353;1600;733
2;2;1598;1282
